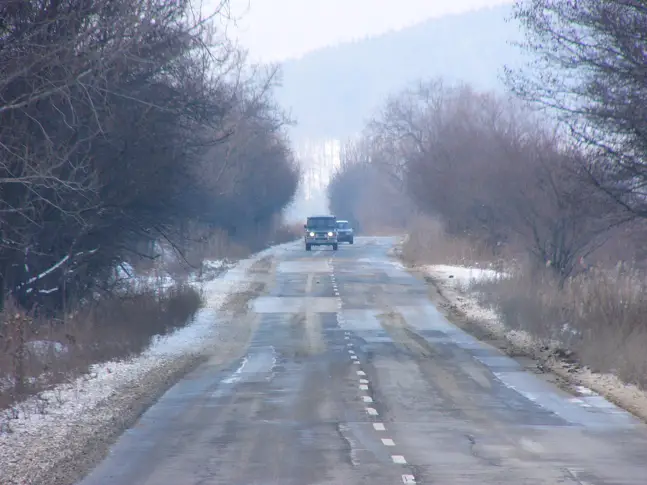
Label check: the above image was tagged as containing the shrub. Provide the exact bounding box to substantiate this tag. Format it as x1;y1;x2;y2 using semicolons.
475;266;647;389
0;283;203;412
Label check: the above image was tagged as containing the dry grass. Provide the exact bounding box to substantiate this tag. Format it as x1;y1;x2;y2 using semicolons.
474;266;647;389
0;218;293;414
271;222;303;244
401;215;501;267
0;284;203;412
402;216;647;392
360;226;407;236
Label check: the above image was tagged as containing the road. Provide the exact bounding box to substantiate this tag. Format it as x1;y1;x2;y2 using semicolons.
77;237;647;485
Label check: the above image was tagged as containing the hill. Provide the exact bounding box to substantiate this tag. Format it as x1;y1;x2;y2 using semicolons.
276;4;525;140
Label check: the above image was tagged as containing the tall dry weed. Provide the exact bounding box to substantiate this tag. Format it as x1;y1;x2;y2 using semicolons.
475;266;647;388
0;283;203;413
402;215;500;267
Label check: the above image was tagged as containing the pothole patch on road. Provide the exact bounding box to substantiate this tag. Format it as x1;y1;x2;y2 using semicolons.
377;310;434;358
248;255;274;273
220;282;266;314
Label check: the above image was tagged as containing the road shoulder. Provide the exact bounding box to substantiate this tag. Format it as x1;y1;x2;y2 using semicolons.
390;244;647;425
0;250;278;485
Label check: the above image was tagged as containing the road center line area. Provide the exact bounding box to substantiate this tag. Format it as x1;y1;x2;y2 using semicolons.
76;238;647;485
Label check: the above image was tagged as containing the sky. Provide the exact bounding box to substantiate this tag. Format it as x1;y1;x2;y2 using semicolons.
204;0;514;62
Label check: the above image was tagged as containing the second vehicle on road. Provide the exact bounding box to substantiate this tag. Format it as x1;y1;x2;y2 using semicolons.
336;219;354;244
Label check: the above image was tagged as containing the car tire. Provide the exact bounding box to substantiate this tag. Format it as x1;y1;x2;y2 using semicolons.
332;244;338;251
305;244;311;251
349;238;354;244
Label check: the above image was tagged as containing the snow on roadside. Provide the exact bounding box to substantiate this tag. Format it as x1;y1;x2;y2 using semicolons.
422;264;535;351
113;258;237;293
0;268;235;432
425;264;507;290
423;263;647;424
0;242;293;482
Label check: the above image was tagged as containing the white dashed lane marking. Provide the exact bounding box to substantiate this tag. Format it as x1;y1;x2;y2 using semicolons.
332;270;416;485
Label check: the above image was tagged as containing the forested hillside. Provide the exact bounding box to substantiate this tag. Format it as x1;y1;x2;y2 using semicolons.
277;4;523;139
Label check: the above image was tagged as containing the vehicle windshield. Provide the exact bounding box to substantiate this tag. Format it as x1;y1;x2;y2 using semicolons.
336;221;350;229
306;217;336;229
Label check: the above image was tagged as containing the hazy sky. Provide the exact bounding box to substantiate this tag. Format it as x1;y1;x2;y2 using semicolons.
205;0;514;62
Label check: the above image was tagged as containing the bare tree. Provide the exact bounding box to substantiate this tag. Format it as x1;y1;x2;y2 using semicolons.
328;137;412;234
497;132;626;283
0;0;299;310
366;79;622;279
506;0;647;217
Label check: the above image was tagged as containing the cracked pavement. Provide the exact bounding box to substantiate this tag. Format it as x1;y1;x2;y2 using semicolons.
76;237;647;485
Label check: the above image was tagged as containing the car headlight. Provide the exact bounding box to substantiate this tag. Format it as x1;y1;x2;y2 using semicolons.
309;232;315;237
328;231;333;237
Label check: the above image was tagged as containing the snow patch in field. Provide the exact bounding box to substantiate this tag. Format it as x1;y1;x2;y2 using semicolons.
112;258;236;294
425;264;508;291
424;265;503;326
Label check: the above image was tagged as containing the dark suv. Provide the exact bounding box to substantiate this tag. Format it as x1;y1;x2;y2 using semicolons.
336;220;354;244
304;215;338;251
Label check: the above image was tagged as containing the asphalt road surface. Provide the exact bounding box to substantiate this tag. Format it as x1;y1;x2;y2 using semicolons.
77;237;647;485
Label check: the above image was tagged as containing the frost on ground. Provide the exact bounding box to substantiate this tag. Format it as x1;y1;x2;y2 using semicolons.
424;264;507;290
422;264;528;347
422;263;647;424
0;242;290;485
